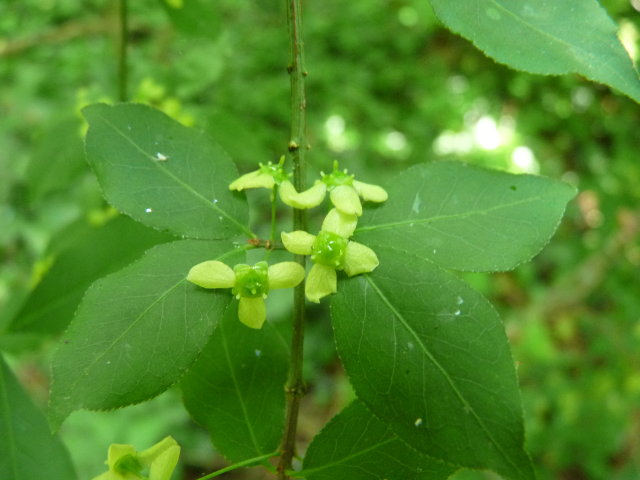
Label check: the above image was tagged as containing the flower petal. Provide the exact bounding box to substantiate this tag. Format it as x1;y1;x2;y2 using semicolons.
281;231;315;255
187;261;235;289
91;472;120;480
343;241;379;276
268;262;306;289
279;180;326;209
305;263;337;303
138;436;179;465
148;445;181;480
321;208;358;238
229;170;275;191
330;185;362;216
353;180;388;203
238;297;267;329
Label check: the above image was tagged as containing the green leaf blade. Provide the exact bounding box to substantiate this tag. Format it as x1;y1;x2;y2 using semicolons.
10;216;175;337
356;162;575;272
181;307;288;462
0;356;77;480
49;239;243;429
429;0;640;102
303;400;456;480
83;103;252;239
331;250;535;480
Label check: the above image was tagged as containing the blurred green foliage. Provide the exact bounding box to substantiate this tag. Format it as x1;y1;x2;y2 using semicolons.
1;0;639;478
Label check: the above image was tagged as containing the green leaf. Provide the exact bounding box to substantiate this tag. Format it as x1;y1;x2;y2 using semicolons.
9;215;175;337
160;0;222;39
303;400;456;480
83;103;252;239
428;0;640;103
331;249;535;480
356;162;575;272
0;355;77;480
181;305;288;462
49;239;244;430
26;116;86;203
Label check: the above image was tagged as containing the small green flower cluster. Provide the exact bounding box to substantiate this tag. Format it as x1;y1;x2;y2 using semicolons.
92;436;180;480
187;159;387;328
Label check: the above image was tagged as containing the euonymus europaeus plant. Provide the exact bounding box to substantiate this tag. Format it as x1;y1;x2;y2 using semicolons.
4;0;640;479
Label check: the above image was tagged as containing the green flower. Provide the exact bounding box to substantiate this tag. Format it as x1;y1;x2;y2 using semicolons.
187;260;305;329
278;161;388;215
281;209;379;303
229;157;289;191
279;179;327;209
92;436;180;480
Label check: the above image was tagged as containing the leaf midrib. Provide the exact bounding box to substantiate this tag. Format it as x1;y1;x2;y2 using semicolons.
219;315;264;455
301;437;396;476
61;246;242;405
355;194;544;234
363;274;524;477
94;111;255;238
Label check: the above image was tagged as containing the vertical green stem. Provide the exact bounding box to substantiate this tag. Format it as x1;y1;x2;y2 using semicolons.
117;0;129;102
278;0;308;478
271;185;279;246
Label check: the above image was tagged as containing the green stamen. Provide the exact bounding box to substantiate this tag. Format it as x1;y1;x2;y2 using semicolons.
321;160;354;188
114;454;145;478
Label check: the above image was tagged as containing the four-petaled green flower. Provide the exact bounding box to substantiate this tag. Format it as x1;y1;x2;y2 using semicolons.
228;157;290;191
92;436;180;480
281;209;379;302
187;260;305;328
279;161;388;216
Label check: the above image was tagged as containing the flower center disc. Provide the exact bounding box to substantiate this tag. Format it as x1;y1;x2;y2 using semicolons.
311;231;348;268
233;262;269;298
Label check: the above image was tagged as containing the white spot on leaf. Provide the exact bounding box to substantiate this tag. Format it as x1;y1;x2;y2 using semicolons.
412;193;421;213
155;152;169;161
145;208;153;213
414;418;423;427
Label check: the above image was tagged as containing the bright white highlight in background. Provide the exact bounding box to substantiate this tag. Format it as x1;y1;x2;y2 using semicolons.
433;131;474;155
385;131;407;151
511;146;539;174
324;114;347;152
473;115;502;150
